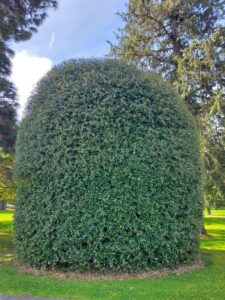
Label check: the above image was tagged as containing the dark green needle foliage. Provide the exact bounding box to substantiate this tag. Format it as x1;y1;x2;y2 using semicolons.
14;59;203;272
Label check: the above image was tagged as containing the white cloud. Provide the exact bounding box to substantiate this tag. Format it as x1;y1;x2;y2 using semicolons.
11;50;53;119
48;32;55;50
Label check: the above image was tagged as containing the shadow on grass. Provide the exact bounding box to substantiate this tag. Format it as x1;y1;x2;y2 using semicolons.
201;216;225;255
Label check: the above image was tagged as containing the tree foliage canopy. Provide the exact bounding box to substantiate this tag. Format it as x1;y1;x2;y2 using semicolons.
15;59;203;272
0;78;17;152
111;0;225;80
0;148;15;202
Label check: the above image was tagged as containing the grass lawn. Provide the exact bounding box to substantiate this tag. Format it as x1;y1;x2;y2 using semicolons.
0;210;225;300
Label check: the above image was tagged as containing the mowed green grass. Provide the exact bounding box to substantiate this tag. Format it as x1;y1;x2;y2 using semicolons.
0;210;225;300
0;210;14;262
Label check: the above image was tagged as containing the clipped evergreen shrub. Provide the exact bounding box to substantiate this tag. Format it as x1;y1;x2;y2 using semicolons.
14;59;203;272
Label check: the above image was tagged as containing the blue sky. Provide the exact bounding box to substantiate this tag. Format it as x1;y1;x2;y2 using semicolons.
11;0;127;118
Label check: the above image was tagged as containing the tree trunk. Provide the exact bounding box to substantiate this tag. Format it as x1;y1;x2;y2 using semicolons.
202;224;207;235
207;207;211;215
0;200;6;210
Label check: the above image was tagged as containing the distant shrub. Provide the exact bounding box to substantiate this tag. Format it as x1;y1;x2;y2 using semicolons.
14;59;203;272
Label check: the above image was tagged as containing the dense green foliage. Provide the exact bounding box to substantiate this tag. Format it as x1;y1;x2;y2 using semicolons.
14;59;203;272
0;78;17;152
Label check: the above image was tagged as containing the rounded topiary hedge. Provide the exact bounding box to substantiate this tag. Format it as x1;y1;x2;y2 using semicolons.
14;59;203;272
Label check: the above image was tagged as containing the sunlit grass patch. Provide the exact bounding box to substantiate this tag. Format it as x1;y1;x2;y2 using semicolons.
0;210;14;262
